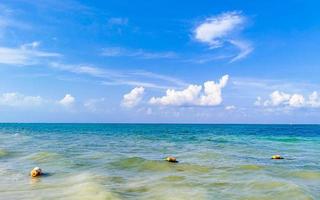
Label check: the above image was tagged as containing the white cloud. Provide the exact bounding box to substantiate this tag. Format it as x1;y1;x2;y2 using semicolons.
149;75;229;106
264;91;291;106
228;40;253;63
195;12;244;47
101;47;177;59
308;92;320;108
0;92;43;107
131;71;187;87
50;62;187;89
59;94;75;107
225;105;236;110
21;41;41;49
254;96;262;106
121;87;145;108
150;85;202;106
194;11;252;62
84;98;106;112
106;17;129;34
257;90;320;108
107;17;128;26
288;94;305;108
0;6;31;37
0;42;60;65
49;62;122;78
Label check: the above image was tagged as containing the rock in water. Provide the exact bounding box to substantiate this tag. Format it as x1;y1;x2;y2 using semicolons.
30;167;42;177
165;156;178;163
271;155;284;159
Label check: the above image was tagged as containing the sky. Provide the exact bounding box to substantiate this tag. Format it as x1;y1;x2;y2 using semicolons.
0;0;320;123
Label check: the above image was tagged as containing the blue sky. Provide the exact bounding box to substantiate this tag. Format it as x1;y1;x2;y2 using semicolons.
0;0;320;123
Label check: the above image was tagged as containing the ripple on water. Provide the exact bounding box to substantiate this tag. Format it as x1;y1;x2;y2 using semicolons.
28;152;62;163
142;182;207;200
0;149;10;158
110;157;171;172
288;170;320;180
238;181;315;200
0;171;121;199
161;175;186;182
63;181;120;200
63;173;121;200
237;164;265;171
109;157;212;174
194;151;223;160
25;151;92;170
41;173;121;200
267;137;303;143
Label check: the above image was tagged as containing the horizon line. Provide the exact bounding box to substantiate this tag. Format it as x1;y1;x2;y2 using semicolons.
0;122;319;125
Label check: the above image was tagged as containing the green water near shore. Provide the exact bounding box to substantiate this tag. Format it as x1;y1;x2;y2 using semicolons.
0;124;319;199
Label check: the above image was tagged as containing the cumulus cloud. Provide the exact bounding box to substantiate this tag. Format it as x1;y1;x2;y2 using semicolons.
194;11;252;62
264;91;291;106
149;75;229;106
0;92;43;107
256;90;320;108
195;12;244;47
121;87;145;108
59;94;75;107
150;85;202;106
288;94;305;108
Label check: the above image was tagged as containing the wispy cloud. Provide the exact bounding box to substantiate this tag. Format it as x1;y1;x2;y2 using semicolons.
130;71;187;87
0;42;61;65
15;0;90;12
101;80;169;89
0;4;32;38
49;62;187;89
106;17;131;34
101;47;177;59
50;62;124;78
228;40;253;63
107;17;128;26
0;17;31;32
225;105;236;110
194;11;252;62
232;77;319;93
0;92;78;110
0;92;44;107
84;98;106;112
184;54;233;64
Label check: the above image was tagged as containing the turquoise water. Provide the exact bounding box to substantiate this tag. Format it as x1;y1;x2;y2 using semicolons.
0;124;319;200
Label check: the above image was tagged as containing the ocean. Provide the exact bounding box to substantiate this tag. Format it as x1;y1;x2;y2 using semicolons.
0;124;319;200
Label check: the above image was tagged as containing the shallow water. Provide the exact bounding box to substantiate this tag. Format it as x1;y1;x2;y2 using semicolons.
0;124;319;199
